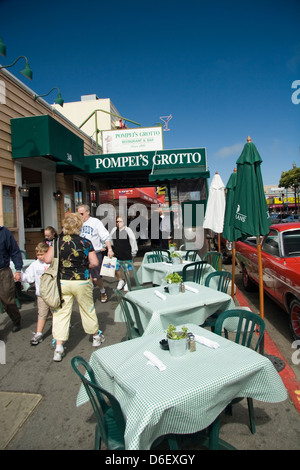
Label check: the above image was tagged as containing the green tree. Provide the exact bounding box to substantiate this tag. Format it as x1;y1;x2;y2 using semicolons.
279;165;300;213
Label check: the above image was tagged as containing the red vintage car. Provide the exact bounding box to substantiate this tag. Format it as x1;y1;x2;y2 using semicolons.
235;223;300;340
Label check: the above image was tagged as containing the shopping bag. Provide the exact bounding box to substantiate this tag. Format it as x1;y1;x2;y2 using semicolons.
100;256;117;277
39;238;63;309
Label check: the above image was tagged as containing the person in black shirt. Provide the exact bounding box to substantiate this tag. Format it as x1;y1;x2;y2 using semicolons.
110;216;138;291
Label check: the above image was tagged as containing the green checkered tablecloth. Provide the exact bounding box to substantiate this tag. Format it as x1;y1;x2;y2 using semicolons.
76;323;287;450
114;282;236;335
136;252;202;286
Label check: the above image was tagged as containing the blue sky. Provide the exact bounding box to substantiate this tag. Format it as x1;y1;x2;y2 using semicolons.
1;0;299;187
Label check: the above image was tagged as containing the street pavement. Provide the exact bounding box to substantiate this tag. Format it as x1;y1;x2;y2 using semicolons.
0;249;300;451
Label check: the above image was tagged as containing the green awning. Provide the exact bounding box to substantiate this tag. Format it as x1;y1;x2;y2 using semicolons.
149;166;210;182
11;115;85;171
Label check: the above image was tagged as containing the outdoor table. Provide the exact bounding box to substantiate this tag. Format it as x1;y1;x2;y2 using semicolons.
76;323;287;450
114;281;236;335
136;251;205;286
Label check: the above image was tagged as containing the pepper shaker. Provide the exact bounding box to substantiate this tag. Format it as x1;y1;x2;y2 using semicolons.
189;334;196;352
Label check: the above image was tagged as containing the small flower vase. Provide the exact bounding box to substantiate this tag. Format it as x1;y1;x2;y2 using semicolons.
168;283;181;295
168;336;188;357
169;246;175;253
172;257;180;265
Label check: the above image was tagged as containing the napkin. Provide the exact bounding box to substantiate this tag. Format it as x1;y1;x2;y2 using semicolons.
162;262;172;266
144;351;166;371
154;290;167;300
193;334;220;349
185;285;199;293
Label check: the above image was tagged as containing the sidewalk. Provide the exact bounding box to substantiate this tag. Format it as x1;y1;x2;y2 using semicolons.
0;252;300;450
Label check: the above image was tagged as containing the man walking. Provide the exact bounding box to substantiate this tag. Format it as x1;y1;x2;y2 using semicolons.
0;226;23;332
77;205;114;303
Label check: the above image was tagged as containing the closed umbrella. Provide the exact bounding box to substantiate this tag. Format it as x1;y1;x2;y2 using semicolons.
222;168;238;298
231;137;271;320
203;172;226;269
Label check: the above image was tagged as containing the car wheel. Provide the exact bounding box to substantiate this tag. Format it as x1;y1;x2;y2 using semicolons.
241;265;257;292
289;299;300;340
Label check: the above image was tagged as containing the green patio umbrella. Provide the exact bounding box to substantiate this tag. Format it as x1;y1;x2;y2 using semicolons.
231;137;271;320
222;168;238;298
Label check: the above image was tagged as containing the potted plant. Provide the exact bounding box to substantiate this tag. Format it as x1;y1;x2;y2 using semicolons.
169;242;177;253
165;272;182;294
170;251;182;264
167;324;188;357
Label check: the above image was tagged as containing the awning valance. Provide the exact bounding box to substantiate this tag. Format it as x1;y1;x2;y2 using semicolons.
11;115;85;171
149;166;210;182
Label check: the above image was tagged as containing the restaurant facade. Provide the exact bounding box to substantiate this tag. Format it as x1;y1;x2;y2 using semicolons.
0;68;210;258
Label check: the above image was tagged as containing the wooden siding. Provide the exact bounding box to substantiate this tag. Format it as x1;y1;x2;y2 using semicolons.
0;70;98;248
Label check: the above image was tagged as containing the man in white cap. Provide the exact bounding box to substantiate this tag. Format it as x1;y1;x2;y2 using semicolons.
77;205;114;303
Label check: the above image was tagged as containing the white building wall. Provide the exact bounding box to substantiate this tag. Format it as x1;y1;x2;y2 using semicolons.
53;95;121;145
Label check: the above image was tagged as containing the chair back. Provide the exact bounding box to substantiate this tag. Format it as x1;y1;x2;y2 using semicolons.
119;260;141;291
114;289;144;339
20;250;28;259
202;251;222;270
205;271;232;294
71;356;126;449
214;309;265;352
153;249;171;262
185;250;198;262
182;261;209;284
147;253;164;263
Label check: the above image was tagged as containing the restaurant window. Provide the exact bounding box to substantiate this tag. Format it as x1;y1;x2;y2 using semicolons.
74;180;83;209
1;183;18;229
24;185;43;230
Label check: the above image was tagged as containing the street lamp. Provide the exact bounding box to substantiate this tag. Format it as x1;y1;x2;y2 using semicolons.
34;87;64;107
0;55;33;80
0;37;6;57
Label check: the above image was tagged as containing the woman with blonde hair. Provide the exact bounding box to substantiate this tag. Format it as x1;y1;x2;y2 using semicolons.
44;212;104;362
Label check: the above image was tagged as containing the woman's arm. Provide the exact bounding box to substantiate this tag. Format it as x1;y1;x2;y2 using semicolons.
88;250;99;269
43;246;54;264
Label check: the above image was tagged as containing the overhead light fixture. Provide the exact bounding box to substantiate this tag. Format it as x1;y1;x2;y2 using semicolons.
53;190;63;201
19;183;29;197
34;87;64;107
0;37;6;57
0;55;33;80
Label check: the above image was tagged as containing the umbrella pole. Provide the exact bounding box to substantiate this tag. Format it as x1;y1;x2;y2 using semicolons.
256;236;265;354
256;237;264;320
231;242;236;299
218;233;222;270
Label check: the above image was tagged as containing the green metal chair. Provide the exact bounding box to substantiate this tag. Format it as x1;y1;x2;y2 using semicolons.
202;251;223;271
182;261;209;284
71;356;126;450
119;260;151;292
147;253;164;263
152;249;171;262
214;309;266;434
202;271;233;331
185;250;198;261
71;356;179;450
114;289;144;340
20;250;28;259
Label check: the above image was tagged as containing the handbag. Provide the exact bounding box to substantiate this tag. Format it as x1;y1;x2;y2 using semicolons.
100;256;117;278
39;238;63;309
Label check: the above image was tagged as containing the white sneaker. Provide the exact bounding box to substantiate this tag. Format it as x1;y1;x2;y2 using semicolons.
53;348;65;362
93;331;105;347
123;283;128;292
117;279;125;290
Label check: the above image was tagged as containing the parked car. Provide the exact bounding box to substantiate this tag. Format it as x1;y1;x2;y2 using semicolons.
235;223;300;340
282;214;300;223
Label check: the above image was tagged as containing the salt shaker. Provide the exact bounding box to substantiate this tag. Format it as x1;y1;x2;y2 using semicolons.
181;282;185;293
189;334;196;352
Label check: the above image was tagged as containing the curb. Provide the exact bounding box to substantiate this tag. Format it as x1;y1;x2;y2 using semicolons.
235;287;300;414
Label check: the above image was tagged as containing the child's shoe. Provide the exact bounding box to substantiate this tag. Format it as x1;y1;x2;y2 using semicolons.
30;332;43;346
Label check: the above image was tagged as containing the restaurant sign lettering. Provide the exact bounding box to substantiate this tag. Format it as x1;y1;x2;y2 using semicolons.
85;148;207;173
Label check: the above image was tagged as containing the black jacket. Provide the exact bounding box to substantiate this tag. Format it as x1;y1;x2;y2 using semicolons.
0;226;23;271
